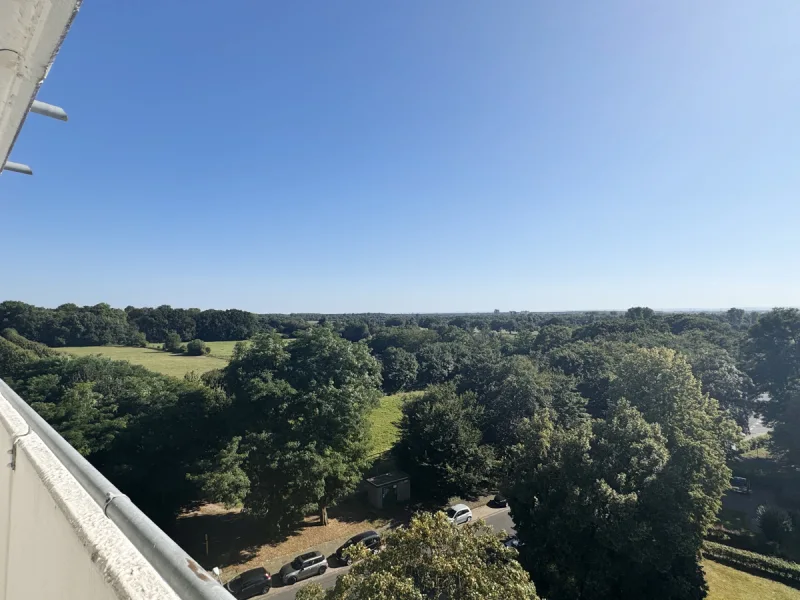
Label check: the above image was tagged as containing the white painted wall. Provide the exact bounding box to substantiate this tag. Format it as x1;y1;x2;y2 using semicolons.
0;391;181;600
0;0;81;170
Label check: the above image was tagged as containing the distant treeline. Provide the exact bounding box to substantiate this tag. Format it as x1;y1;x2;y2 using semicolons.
0;300;760;348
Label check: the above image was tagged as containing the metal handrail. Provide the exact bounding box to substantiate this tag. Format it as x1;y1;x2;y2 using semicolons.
0;378;233;600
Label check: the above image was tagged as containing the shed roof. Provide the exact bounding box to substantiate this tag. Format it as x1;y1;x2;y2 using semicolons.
366;471;409;487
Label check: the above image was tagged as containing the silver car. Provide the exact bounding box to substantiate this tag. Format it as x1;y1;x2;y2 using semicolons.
279;551;328;585
445;503;473;525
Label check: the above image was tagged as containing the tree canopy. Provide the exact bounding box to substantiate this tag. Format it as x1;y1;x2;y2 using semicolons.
296;512;539;600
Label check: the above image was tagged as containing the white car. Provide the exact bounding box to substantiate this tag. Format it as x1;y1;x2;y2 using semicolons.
446;503;473;525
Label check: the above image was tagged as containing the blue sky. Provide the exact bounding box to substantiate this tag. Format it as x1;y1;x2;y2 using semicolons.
3;1;800;313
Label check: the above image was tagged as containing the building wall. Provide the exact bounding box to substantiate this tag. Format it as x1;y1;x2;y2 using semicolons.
0;392;181;600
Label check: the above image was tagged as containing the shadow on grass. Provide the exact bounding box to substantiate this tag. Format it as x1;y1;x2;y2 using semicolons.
171;494;413;572
170;509;303;570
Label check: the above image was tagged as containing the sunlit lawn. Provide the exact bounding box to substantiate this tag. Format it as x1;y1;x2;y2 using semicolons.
705;559;800;599
56;345;229;378
368;391;423;456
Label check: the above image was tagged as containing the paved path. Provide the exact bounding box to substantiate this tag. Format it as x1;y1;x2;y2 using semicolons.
264;507;514;599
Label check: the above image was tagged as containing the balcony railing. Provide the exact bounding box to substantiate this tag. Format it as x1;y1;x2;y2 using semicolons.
0;378;233;600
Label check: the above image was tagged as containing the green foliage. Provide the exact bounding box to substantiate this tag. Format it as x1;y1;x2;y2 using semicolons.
757;505;794;544
703;541;800;589
0;335;37;380
626;306;656;320
532;324;572;354
744;308;800;461
187;437;249;507
162;330;185;353
341;322;371;342
369;327;439;355
223;327;382;526
415;342;461;386
396;384;494;502
506;347;738;600
296;512;539;600
380;347;418;393
5;352;232;525
1;328;58;357
127;330;148;347
186;338;210;356
745;308;800;413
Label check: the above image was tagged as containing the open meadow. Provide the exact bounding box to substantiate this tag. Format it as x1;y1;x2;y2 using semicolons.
704;559;800;600
55;345;230;378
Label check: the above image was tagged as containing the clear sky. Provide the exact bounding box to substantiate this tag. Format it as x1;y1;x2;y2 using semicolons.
3;1;799;313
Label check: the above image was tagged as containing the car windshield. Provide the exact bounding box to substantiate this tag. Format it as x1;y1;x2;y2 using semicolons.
291;558;303;569
446;508;457;518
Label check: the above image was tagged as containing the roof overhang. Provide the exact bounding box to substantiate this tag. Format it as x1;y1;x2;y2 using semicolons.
0;0;81;173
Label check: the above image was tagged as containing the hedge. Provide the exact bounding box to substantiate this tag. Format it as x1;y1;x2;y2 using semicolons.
703;540;800;589
1;329;58;358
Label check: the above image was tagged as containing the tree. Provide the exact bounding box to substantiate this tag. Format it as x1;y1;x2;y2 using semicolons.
505;348;738;600
341;322;371;342
505;401;679;600
625;306;655;320
757;504;793;545
395;385;494;502
744;308;800;421
224;328;382;526
296;512;539;600
416;342;459;386
381;347;419;393
187;436;249;507
531;324;572;354
0;335;37;380
163;330;185;353
186;338;210;356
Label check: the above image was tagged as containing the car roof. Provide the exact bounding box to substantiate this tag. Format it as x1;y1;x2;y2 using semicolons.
449;503;469;511
298;551;322;561
351;530;379;542
237;567;268;581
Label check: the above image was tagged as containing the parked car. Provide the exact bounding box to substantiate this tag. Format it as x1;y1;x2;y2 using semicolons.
730;476;751;494
489;494;508;508
224;567;271;599
445;503;473;525
336;530;382;565
503;535;525;550
279;551;328;585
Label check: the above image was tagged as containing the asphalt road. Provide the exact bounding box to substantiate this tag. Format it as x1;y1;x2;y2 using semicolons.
265;508;515;599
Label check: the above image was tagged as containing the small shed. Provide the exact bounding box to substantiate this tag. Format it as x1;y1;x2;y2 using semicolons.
365;471;410;509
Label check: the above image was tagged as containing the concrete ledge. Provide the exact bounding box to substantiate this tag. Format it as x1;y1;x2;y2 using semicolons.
0;392;181;600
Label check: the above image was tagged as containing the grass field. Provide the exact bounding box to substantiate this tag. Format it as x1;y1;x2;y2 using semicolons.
705;559;800;599
368;391;423;456
56;346;229;378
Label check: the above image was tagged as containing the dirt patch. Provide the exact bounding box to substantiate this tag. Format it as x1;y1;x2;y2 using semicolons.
173;499;395;578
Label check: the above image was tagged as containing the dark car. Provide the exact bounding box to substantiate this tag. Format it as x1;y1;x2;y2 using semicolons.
503;535;525;550
336;530;382;565
731;476;752;494
489;494;508;508
279;551;328;585
224;567;271;599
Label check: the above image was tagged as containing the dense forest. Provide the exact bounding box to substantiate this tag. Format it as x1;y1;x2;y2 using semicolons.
2;300;799;599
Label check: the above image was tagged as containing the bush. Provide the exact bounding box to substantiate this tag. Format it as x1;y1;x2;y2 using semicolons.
758;505;794;544
126;331;148;348
186;339;209;356
1;328;58;357
703;541;800;588
163;331;184;353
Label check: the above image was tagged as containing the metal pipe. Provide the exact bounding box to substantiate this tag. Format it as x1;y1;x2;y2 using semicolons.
2;161;33;175
30;100;68;121
0;379;234;600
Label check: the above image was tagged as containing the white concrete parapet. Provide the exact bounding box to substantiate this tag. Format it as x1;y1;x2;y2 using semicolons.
0;388;181;600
